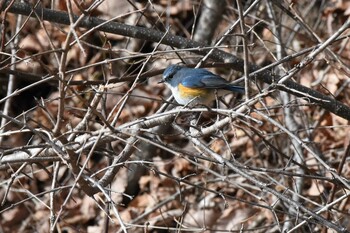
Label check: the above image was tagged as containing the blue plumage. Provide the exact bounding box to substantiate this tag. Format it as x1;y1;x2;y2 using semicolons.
161;65;244;105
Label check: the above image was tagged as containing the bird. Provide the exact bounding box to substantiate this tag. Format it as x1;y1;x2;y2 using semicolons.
159;65;244;106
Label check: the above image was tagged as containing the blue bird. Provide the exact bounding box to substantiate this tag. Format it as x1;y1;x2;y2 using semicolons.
160;65;244;105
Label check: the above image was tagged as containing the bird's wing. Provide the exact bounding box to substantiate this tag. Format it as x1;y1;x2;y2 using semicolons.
181;69;230;89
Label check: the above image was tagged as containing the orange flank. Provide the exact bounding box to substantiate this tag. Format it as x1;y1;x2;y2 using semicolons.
178;83;209;98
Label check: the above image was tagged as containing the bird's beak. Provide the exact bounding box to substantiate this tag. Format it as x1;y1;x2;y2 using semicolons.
158;80;165;84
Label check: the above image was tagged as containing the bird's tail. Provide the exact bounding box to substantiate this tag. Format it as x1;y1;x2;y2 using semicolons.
225;84;245;93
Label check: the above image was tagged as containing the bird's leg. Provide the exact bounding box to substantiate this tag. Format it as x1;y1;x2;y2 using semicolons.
214;90;220;122
219;96;231;108
192;109;202;125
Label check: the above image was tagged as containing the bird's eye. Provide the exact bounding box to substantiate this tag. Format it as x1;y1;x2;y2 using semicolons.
164;74;173;82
